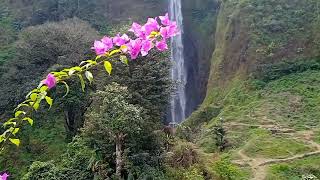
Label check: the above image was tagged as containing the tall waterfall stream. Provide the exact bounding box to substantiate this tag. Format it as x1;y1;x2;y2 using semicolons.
169;0;186;124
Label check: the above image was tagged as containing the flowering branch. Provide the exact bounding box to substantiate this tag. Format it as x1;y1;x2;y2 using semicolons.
0;13;178;152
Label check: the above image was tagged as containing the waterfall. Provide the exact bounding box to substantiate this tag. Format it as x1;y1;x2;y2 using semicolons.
169;0;186;124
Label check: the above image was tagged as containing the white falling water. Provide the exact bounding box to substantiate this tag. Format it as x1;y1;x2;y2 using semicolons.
169;0;186;124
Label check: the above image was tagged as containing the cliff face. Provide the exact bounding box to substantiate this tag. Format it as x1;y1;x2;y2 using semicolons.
182;2;320;178
181;0;220;117
184;0;320;131
205;0;320;104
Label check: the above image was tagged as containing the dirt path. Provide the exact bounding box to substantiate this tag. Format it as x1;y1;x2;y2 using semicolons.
234;149;269;180
230;123;320;180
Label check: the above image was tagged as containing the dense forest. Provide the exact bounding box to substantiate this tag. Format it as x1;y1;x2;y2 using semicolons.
0;0;320;180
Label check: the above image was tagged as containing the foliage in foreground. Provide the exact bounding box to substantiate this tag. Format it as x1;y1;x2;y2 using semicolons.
0;12;178;151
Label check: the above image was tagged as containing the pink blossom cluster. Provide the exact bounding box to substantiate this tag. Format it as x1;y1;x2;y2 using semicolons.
92;13;179;59
40;13;178;90
42;73;57;89
0;172;9;180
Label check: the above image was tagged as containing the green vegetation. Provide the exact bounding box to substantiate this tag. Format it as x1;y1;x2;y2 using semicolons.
83;83;144;178
166;165;205;180
1;0;320;179
186;58;320;179
211;155;250;180
243;129;311;159
0;12;173;178
197;57;320;135
0;114;67;178
266;155;320;180
0;1;16;66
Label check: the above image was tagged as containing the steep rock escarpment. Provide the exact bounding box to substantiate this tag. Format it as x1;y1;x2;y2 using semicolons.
182;2;320;178
206;0;320;104
181;0;220;117
185;0;320;130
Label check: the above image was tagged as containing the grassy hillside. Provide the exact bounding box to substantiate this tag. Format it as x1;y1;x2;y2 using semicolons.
206;0;320;96
182;0;320;179
183;58;320;179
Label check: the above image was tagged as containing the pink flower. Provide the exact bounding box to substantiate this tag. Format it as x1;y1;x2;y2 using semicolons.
127;39;142;60
129;22;142;34
129;22;146;39
91;14;179;59
160;22;179;39
143;18;160;35
0;172;9;180
113;34;130;46
159;13;171;26
43;74;57;89
91;40;107;55
156;40;168;51
101;36;113;50
141;40;153;56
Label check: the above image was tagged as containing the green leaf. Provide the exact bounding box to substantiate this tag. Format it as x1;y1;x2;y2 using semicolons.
104;61;112;75
25;89;40;98
62;68;70;72
0;135;4;143
30;93;38;102
52;71;68;77
73;66;82;71
109;49;121;56
81;60;98;69
12;128;20;135
14;111;25;118
80;60;96;66
23;117;33;126
95;55;102;60
40;86;48;92
78;74;85;92
120;55;129;65
85;71;94;84
32;102;40;111
3;121;17;127
9;138;20;146
61;81;70;97
45;96;53;108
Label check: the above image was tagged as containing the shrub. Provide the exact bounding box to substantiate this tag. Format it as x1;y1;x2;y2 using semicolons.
165;166;205;180
166;141;199;168
22;161;60;180
212;155;246;180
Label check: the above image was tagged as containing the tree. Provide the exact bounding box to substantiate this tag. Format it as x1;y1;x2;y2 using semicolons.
94;50;173;154
0;17;98;128
213;118;228;152
82;83;143;178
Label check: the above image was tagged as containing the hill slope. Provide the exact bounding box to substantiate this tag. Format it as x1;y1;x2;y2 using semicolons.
183;0;320;179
